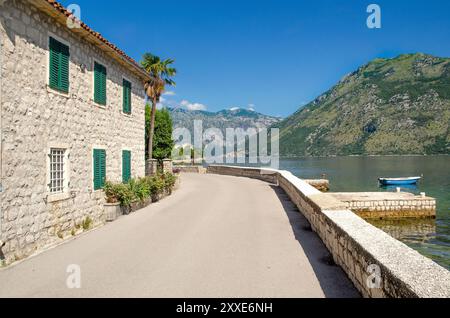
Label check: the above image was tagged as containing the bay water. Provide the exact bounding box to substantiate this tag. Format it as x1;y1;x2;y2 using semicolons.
280;156;450;270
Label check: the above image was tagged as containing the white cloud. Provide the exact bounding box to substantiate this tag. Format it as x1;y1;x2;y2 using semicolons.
229;107;240;111
163;91;176;96
181;100;207;111
155;96;166;109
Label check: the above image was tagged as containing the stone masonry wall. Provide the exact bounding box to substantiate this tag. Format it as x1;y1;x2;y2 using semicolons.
207;165;450;298
0;0;146;264
161;159;173;174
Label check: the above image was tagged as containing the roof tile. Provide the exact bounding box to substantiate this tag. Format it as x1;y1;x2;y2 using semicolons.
43;0;149;79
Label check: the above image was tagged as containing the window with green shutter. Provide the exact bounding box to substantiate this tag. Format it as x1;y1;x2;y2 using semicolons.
122;150;131;183
94;62;107;105
123;79;132;114
93;149;106;190
49;37;70;93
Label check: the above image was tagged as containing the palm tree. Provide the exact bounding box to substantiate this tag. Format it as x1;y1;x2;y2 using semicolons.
141;53;176;160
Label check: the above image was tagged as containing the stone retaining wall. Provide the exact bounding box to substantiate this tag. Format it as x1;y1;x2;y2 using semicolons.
207;165;450;298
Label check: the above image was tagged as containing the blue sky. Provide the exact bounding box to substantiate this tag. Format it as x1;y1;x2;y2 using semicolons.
61;0;450;117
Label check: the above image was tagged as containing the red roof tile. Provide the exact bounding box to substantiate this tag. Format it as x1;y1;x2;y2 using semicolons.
42;0;150;80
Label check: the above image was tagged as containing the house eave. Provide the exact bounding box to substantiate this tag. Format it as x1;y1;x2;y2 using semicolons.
28;0;152;83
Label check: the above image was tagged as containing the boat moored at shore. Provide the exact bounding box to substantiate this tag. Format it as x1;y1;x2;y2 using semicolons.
378;176;422;186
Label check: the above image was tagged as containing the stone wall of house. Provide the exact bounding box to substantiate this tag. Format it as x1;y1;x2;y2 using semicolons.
0;0;146;263
207;165;450;298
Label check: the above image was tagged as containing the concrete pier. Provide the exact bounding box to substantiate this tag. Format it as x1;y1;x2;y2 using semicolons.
329;192;436;219
304;179;330;192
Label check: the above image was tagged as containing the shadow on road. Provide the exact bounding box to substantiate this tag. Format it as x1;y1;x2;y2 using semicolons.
270;185;360;298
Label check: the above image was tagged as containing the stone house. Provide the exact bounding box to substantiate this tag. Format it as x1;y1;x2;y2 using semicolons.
0;0;151;263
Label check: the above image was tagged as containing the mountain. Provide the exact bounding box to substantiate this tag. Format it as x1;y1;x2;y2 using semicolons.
169;107;282;137
275;53;450;156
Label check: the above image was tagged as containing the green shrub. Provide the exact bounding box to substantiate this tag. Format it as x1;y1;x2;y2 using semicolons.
128;178;150;203
162;172;177;194
103;173;177;206
104;181;119;203
82;217;93;230
148;175;165;201
104;181;134;206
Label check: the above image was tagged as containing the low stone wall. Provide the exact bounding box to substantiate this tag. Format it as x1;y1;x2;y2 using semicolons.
207;165;450;298
207;165;278;184
175;165;207;174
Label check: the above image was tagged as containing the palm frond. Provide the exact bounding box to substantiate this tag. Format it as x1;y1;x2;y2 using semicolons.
141;52;177;99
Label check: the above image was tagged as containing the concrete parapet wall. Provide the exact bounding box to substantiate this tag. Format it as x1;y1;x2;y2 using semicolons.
207;165;450;298
207;165;278;184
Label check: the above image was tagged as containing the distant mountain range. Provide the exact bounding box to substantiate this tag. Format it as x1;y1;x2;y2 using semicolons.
275;53;450;156
168;107;282;137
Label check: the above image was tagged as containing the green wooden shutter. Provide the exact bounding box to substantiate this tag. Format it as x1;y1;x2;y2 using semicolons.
93;149;100;190
94;64;100;103
94;62;107;105
49;38;60;90
99;149;106;188
93;149;106;190
49;37;70;93
122;150;131;183
123;79;132;114
59;43;70;93
101;65;107;104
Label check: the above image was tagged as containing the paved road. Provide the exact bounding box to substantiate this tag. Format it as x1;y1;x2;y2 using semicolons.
0;174;359;298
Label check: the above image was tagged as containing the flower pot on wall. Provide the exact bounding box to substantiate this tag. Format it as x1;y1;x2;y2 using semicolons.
130;201;140;213
104;202;123;222
130;198;152;212
151;193;164;203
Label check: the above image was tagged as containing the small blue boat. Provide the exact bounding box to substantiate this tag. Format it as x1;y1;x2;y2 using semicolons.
378;176;421;186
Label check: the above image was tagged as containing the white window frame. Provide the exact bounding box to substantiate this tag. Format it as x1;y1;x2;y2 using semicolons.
46;144;70;203
46;32;71;97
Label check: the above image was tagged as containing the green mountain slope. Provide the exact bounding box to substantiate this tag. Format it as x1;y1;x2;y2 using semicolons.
276;53;450;156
